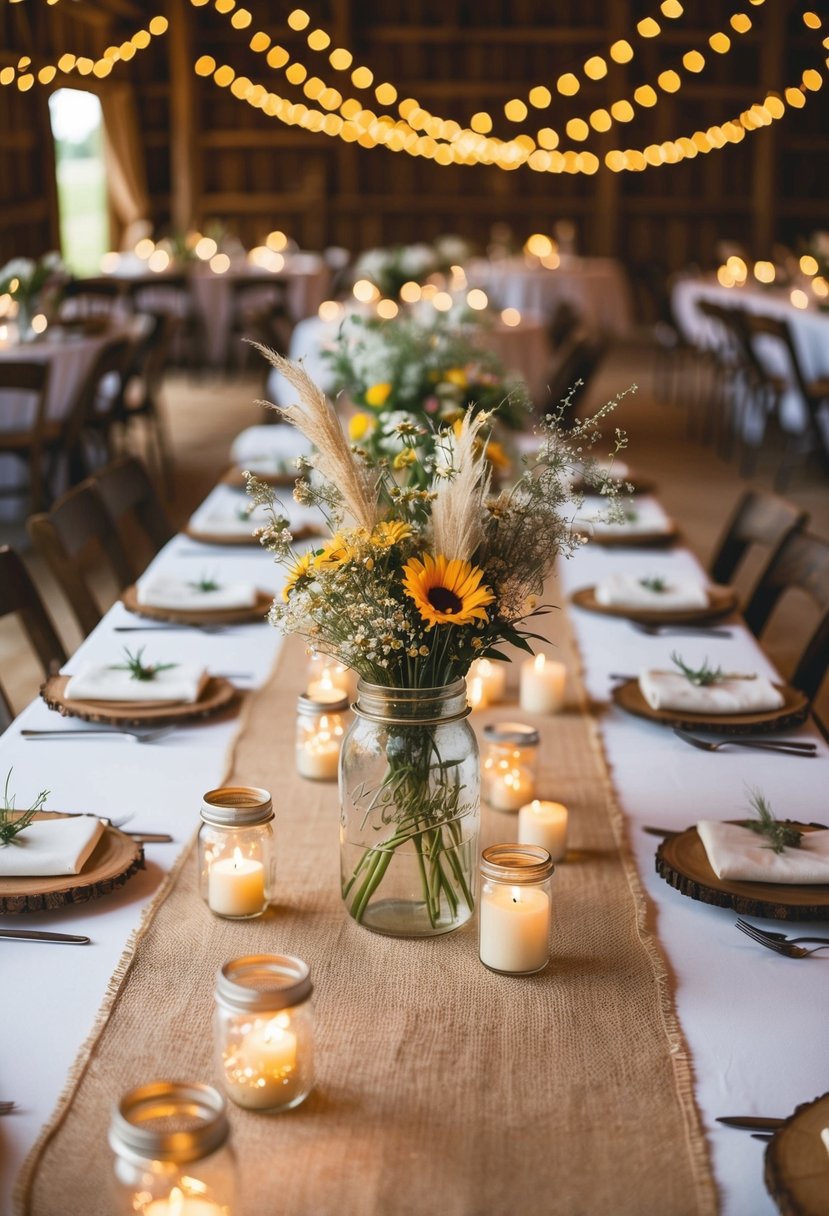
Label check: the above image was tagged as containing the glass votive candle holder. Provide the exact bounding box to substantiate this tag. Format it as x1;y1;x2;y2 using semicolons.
479;844;555;976
296;691;349;781
307;652;357;702
109;1080;236;1215
482;722;539;812
214;953;314;1113
198;786;275;920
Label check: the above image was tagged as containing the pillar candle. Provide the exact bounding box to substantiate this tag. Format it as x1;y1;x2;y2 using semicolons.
518;800;568;862
296;728;341;780
468;658;506;704
223;1014;302;1110
306;668;349;704
520;654;566;714
479;883;551;974
208;847;265;917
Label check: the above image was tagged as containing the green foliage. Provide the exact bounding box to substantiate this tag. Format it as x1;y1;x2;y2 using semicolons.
0;770;50;846
745;788;802;854
109;646;177;682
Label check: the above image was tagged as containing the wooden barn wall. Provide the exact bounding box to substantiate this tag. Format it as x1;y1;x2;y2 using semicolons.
0;0;826;277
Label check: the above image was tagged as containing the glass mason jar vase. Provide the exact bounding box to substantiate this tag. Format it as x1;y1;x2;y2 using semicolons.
339;678;480;938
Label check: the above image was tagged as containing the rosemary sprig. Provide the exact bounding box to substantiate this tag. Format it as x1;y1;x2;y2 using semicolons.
109;646;177;682
670;652;757;687
0;769;50;846
189;572;222;592
639;575;667;593
745;789;802;854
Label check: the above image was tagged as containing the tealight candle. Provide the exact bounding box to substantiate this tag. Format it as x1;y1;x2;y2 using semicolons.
144;1190;223;1216
482;723;539;812
215;954;314;1113
198;786;275;920
520;653;566;714
296;691;349;781
307;653;356;701
208;848;265;918
479;845;554;975
468;658;506;704
518;800;568;862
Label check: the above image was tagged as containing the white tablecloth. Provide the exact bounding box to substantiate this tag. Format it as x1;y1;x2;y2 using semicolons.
467;256;635;337
1;483;827;1216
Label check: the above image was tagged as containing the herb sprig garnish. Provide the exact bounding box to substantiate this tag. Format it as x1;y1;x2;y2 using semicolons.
189;573;222;592
670;652;757;688
0;769;50;845
110;646;177;682
745;789;802;854
639;575;667;593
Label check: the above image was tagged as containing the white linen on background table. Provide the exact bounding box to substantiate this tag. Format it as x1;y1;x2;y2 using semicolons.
187;483;322;538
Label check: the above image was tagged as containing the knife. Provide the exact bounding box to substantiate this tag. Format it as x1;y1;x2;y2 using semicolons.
716;1116;785;1130
0;928;91;944
128;833;174;844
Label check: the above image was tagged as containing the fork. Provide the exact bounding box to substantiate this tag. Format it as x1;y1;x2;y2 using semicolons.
21;726;177;744
735;918;829;947
736;920;829;958
673;728;817;756
0;1101;15;1115
631;622;733;638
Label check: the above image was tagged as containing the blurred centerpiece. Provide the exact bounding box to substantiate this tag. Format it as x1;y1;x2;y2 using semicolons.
0;252;63;338
247;351;629;938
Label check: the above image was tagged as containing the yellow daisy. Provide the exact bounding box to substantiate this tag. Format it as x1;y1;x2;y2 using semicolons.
371;520;413;548
443;367;468;389
282;551;316;601
364;382;392;408
315;532;357;569
392;448;416;470
349;412;374;441
402;553;495;629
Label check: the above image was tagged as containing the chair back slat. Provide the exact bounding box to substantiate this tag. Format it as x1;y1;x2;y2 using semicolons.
709;488;807;586
0;546;67;724
92;455;173;565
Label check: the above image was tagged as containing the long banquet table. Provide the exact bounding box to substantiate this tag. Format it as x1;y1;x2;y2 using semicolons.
2;475;828;1215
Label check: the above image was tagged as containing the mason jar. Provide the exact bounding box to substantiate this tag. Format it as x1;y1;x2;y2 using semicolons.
214;954;314;1113
198;786;275;920
109;1080;236;1214
482;722;540;812
295;691;349;781
339;678;480;938
478;844;555;975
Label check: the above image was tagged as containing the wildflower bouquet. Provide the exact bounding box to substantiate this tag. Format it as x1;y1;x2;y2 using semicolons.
352;243;439;299
0;252;63;332
248;347;632;934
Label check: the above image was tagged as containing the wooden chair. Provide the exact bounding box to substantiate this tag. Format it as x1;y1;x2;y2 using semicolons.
744;529;829;702
709;488;807;588
59;277;125;323
0;545;67;730
115;312;178;492
91;455;174;577
27;481;134;636
62;336;132;482
125;274;206;369
227;275;293;377
0;360;58;512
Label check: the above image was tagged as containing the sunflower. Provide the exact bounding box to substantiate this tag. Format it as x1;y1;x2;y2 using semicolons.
282;551;317;601
371;520;412;548
315;532;357;569
402;553;495;629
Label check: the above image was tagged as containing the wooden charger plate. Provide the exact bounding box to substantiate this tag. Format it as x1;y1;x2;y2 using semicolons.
0;812;144;914
40;675;238;727
612;677;809;735
184;523;322;546
582;525;679;548
655;820;829;921
571;583;738;625
221;465;297;489
121;584;272;627
765;1092;829;1216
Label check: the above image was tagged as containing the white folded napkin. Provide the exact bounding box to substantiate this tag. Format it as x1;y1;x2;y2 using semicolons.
639;669;784;714
698;820;829;884
230;424;312;467
65;662;207;703
575;496;671;537
137;573;258;612
595;573;709;611
0;816;104;877
188;496;271;538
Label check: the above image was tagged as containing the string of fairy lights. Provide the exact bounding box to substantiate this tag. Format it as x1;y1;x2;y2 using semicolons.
1;2;826;174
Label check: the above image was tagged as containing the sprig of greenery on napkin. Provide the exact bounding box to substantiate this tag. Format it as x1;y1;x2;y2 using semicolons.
745;789;802;854
0;769;50;845
671;652;757;688
109;646;177;682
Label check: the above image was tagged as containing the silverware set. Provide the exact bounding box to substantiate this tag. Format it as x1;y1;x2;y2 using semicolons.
0;928;91;945
716;1114;783;1140
630;622;733;638
735;918;829;958
21;726;177;744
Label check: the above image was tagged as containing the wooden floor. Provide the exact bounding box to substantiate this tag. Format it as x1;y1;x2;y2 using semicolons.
2;338;827;722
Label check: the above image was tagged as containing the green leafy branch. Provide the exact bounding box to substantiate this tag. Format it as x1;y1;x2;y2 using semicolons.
0;769;50;846
188;572;222;592
639;575;667;593
670;652;757;688
745;788;802;854
109;646;177;682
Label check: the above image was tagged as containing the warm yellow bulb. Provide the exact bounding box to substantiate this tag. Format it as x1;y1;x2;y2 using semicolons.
525;233;553;258
785;86;806;108
610;40;634;64
610;99;635;122
231;9;252;28
500;308;522;327
134;238;155;259
537;127;559;149
340;97;361;119
17;73;34;91
466;288;488;310
633;85;658;107
588;108;611;131
285;62;307;84
287;9;310;30
637;17;661;37
803;11;821;28
132;30;151;49
529;85;552;107
605;149;626;172
566;118;589;141
266;46;289;69
584;56;607;80
303;76;324;100
692;130;711;152
717;265;736;288
556;73;580;96
76;57;94;74
195;55;216;76
351;66;373;88
375;82;397;106
753;260;775;283
660;0;683;16
726;255;747;282
92;60;112;78
210;253;231;275
376;299;398;320
329;47;352;70
215;0;234;13
58;53;76;72
148;15;168;35
471;111;492;134
213;64;235;87
249;31;270;52
790;289;809;310
579;151;600;174
505;98;528;121
0;67;15;85
683;50;705;72
799;254;819;276
709;32;731;53
812;277;829;298
38;65;57;84
765;95;785;118
658;69;681;92
802;68;822;91
730;13;751;33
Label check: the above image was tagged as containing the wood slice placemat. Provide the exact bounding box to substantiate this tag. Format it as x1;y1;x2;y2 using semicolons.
185;523;323;546
612;678;809;735
121;584;272;627
571;584;738;625
655;821;829;921
765;1092;829;1216
583;526;679;548
0;813;144;915
220;465;297;489
40;675;239;727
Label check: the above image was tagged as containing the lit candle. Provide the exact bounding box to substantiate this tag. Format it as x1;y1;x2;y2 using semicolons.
467;674;489;711
307;665;350;704
207;847;265;918
479;883;551;974
518;800;568;862
296;713;342;781
487;763;536;812
520;654;566;713
144;1189;223;1216
222;1012;302;1110
468;657;506;704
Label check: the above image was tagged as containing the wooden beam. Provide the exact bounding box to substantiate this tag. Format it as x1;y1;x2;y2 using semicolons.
168;0;198;233
751;0;784;254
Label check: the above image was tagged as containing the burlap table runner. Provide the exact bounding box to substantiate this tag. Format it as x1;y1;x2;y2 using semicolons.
17;609;718;1216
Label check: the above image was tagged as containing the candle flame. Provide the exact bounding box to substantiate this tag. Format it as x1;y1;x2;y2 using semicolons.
232;846;243;869
534;653;546;673
511;886;522;904
168;1188;184;1216
264;1014;290;1044
530;799;542;813
468;676;485;709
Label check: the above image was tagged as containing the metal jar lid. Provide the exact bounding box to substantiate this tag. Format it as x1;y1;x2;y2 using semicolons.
215;954;313;1014
480;843;554;884
482;721;540;747
200;786;273;828
108;1081;229;1165
297;691;350;715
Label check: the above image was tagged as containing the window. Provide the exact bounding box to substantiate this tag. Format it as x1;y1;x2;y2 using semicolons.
48;88;108;274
